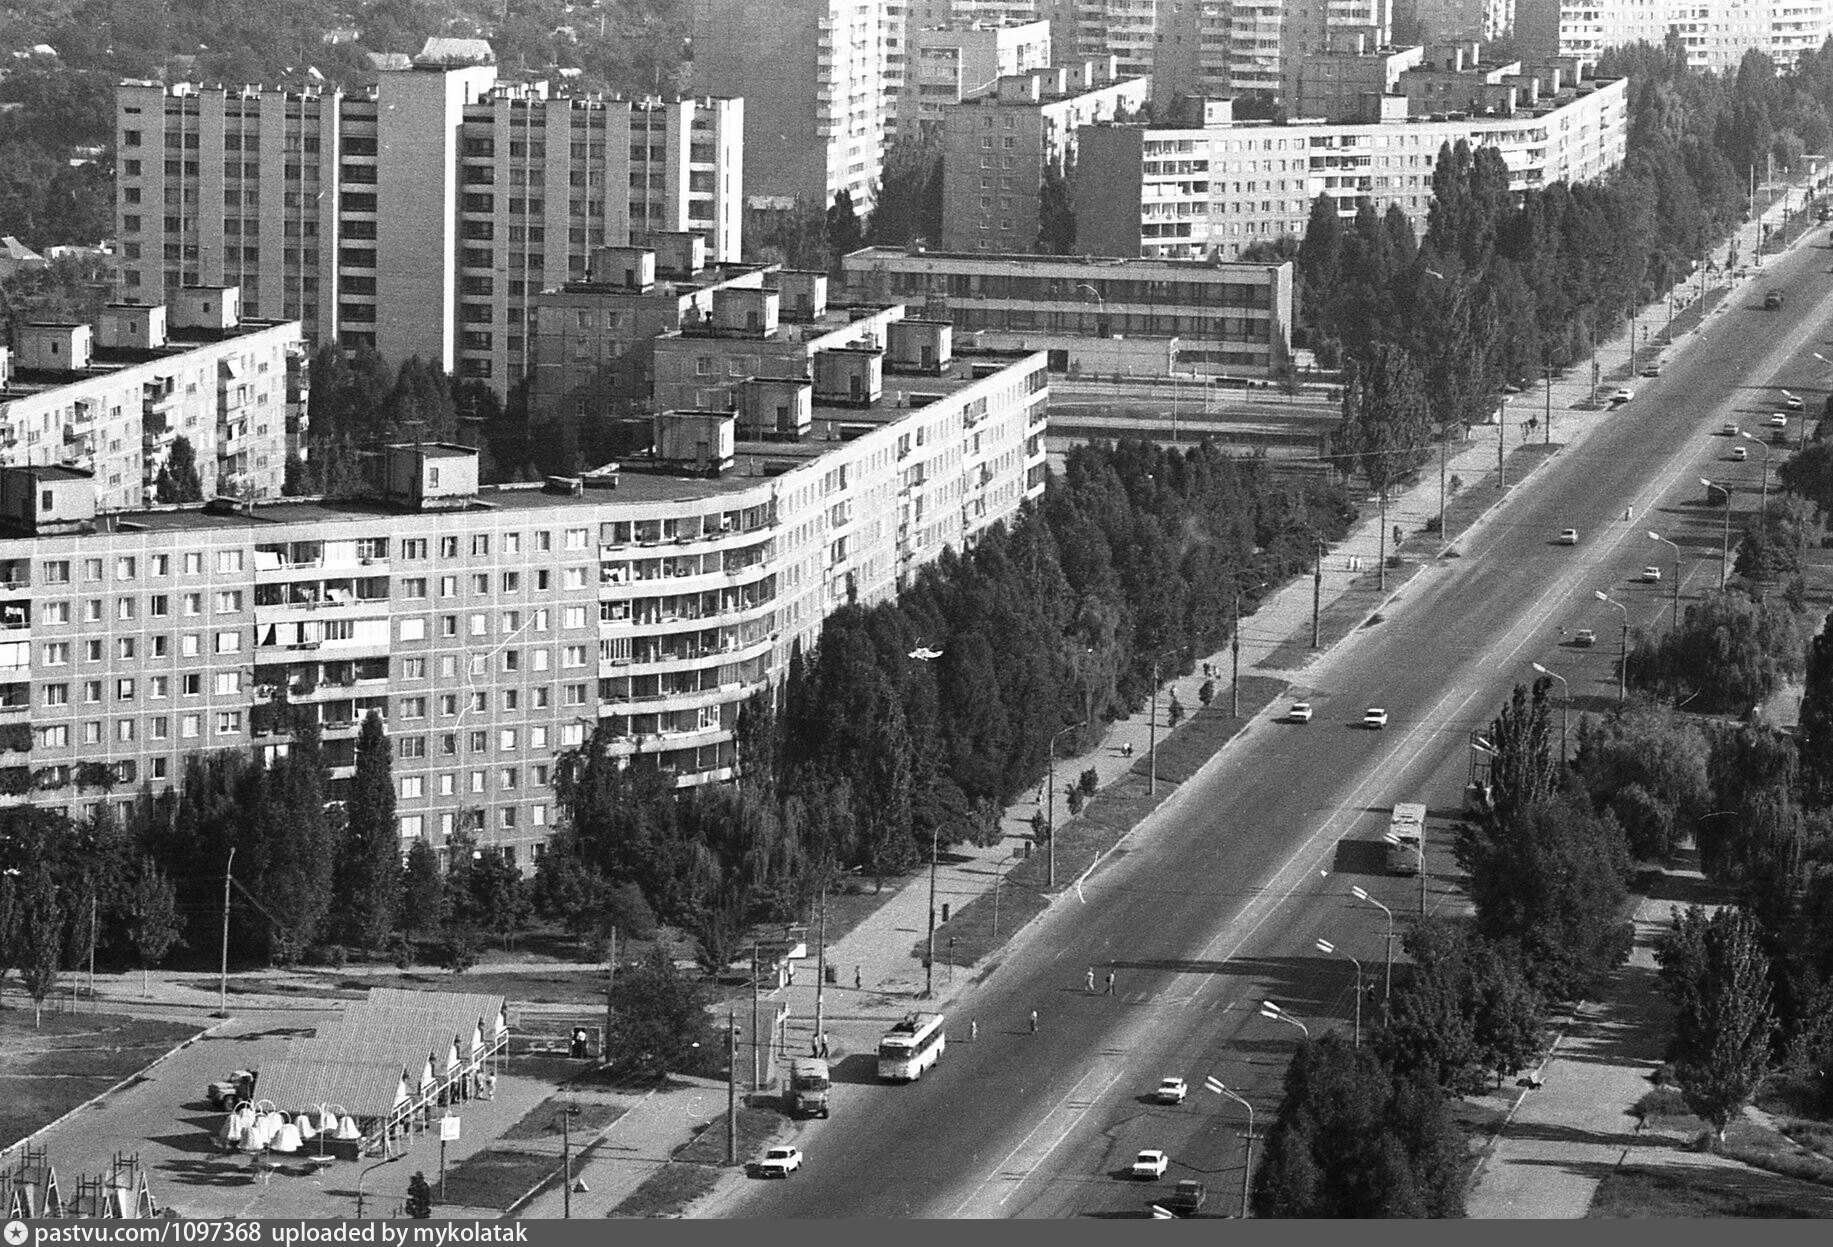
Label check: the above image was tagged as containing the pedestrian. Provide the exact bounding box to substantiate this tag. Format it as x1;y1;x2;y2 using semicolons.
1086;967;1096;994
1029;1009;1038;1034
854;965;862;990
820;1033;830;1058
1105;970;1116;996
970;1018;979;1042
810;1036;820;1057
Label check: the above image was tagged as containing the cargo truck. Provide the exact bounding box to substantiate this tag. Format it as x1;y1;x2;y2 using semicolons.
788;1057;831;1118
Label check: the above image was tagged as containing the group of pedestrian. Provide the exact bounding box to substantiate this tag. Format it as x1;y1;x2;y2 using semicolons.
808;1032;832;1058
1084;966;1116;995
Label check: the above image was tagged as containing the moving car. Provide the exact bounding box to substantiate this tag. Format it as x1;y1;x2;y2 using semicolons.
1164;1180;1208;1217
1132;1149;1170;1180
756;1146;803;1178
1558;528;1580;545
1765;290;1785;310
1155;1077;1188;1105
1286;702;1314;724
1573;628;1597;648
1731;445;1748;461
1641;566;1662;583
1363;707;1390;730
1608;387;1635;406
1640;363;1662;377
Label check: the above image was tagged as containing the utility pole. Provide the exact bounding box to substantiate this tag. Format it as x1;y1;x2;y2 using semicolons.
1311;539;1322;648
813;887;828;1040
218;847;235;1017
726;1010;738;1165
561;1108;573;1219
1230;591;1243;718
88;894;97;1006
1377;490;1388;592
752;939;762;1089
603;925;616;1067
924;823;940;998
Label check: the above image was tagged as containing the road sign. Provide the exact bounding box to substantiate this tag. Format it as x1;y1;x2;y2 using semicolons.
439;1116;460;1142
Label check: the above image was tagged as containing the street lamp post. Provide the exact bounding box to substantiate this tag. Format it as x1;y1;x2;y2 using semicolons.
1314;938;1363;1048
1648;530;1681;628
924;821;940;999
1148;647;1185;797
1045;721;1085;890
1377;489;1389;591
1349;886;1394;1014
558;1103;581;1218
1741;433;1772;512
1204;1078;1256;1219
1259;1000;1309;1039
1531;661;1570;762
1595;589;1630;702
1076;283;1108;378
1701;478;1732;587
1231;579;1264;719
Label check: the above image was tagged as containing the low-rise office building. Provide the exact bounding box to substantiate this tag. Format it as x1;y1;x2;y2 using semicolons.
0;288;304;512
841;246;1292;378
0;317;1047;866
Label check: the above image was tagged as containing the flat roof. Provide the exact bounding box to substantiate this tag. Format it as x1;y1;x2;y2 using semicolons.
844;246;1285;275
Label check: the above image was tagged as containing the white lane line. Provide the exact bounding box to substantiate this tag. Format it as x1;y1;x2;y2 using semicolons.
947;1060;1129;1218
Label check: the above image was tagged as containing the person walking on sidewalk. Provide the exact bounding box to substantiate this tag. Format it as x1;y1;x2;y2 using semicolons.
854;965;862;990
1029;1009;1038;1034
970;1019;978;1042
1105;970;1116;996
1085;967;1096;994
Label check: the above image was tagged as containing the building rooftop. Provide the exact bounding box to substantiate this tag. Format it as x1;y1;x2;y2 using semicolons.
0;317;297;402
845;246;1284;274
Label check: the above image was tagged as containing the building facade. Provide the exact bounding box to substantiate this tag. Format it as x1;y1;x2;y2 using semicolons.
1553;0;1831;72
0;290;304;512
692;0;888;212
0;327;1046;866
1074;62;1626;259
899;19;1054;133
841;246;1292;377
115;40;743;394
939;60;1150;252
1410;0;1516;43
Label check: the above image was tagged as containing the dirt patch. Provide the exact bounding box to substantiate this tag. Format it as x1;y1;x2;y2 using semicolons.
0;1010;205;1150
609;1102;788;1218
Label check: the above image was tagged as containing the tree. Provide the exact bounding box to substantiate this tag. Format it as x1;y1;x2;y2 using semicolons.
1797;610;1833;807
126;858;183;993
461;849;531;952
1483;678;1563;825
604;944;722;1079
1659;905;1776;1144
17;864;64;1026
337;712;400;949
824;190;864;269
399;840;445;938
154;436;205;503
1337;342;1430;494
1572;704;1712;861
1627;588;1807;713
405;1171;432;1219
1037;155;1076;254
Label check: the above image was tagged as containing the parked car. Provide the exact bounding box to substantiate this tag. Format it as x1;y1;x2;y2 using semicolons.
1286;702;1314;724
1783;395;1805;412
1164;1180;1208;1217
1731;445;1748;461
756;1146;803;1178
1722;422;1740;437
1772;413;1792;427
1765;290;1785;310
1558;528;1580;545
1608;387;1635;406
1155;1077;1188;1105
1641;566;1662;583
1640;363;1662;377
1573;628;1597;647
1131;1150;1170;1180
1363;707;1390;730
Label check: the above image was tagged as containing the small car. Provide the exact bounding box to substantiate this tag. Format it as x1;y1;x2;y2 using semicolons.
1641;566;1662;583
1132;1149;1170;1180
1640;364;1662;377
1155;1077;1188;1105
1772;413;1792;427
1723;422;1741;437
1558;528;1580;545
1783;395;1804;412
1573;628;1598;647
1731;445;1748;461
1608;388;1635;406
1286;702;1314;724
1363;707;1390;730
756;1146;803;1178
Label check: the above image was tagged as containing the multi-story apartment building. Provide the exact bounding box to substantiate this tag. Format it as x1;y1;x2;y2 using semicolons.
1293;38;1426;123
0;290;304;511
525;237;774;430
899;20;1054;133
1074;59;1626;260
692;0;888;212
1410;0;1516;43
0;326;1048;865
841;246;1292;377
115;39;743;395
1545;0;1831;72
939;60;1150;252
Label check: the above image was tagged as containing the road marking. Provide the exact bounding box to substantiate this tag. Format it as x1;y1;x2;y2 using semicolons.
947;1061;1128;1217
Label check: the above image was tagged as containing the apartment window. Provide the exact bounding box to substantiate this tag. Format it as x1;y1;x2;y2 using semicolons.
42;560;69;584
116;719;136;743
564;527;588;550
117;598;136;621
440;615;458;638
499;730;518;752
183;674;201;695
215;711;242;735
150;716;168;740
471;573;490;594
439;575;458;598
562;645;587;668
440;536;459;557
83;558;103;582
439;694;458;716
402;538;428;559
470;770;487;794
214;671;242;696
184;553;202;574
183;593;201;616
399;618;426;642
535;531;551;552
399;775;425;799
116;556;137;580
402;657;427;679
84;600;103;623
216;551;244;574
399;735;426;759
469;613;488;637
501;571;520;592
181;713;200;738
563;683;587;706
402;577;428;599
83;721;101;745
42;684;68;706
563;606;587;629
215;631;241;654
440;773;456;796
150;676;167;698
470;692;488;713
563;568;586;590
503;533;521;556
83;680;102;704
149;594;169;617
85;639;103;661
215;590;243;612
117;678;136;700
40;725;69;748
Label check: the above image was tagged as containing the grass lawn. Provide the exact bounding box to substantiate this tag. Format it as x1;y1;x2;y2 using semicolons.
609;1101;788;1218
0;1008;204;1150
1589;1166;1815;1218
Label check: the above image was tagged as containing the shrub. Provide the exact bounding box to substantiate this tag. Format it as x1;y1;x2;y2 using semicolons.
1077;767;1098;796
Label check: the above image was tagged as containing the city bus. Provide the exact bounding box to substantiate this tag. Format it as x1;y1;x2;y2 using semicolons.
1386;802;1426;875
877;1011;947;1082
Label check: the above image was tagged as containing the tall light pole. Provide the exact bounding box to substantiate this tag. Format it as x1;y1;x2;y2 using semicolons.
218;847;235;1018
558;1103;581;1218
1349;886;1394;1012
1648;530;1681;628
925;822;940;998
1741;432;1772;512
1701;477;1732;587
1045;721;1084;890
1314;938;1362;1048
1231;579;1264;718
1531;661;1569;762
1076;282;1108;378
1595;589;1630;702
1377;489;1389;591
1259;1000;1309;1039
1148;646;1184;797
1204;1078;1256;1219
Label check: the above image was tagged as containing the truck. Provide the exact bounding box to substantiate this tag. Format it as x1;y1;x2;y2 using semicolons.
205;1069;256;1110
1386;802;1426;876
787;1057;831;1118
1164;1179;1207;1217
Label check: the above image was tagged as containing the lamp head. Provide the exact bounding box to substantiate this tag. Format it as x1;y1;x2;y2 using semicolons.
1351;885;1370;901
1314;938;1334;954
